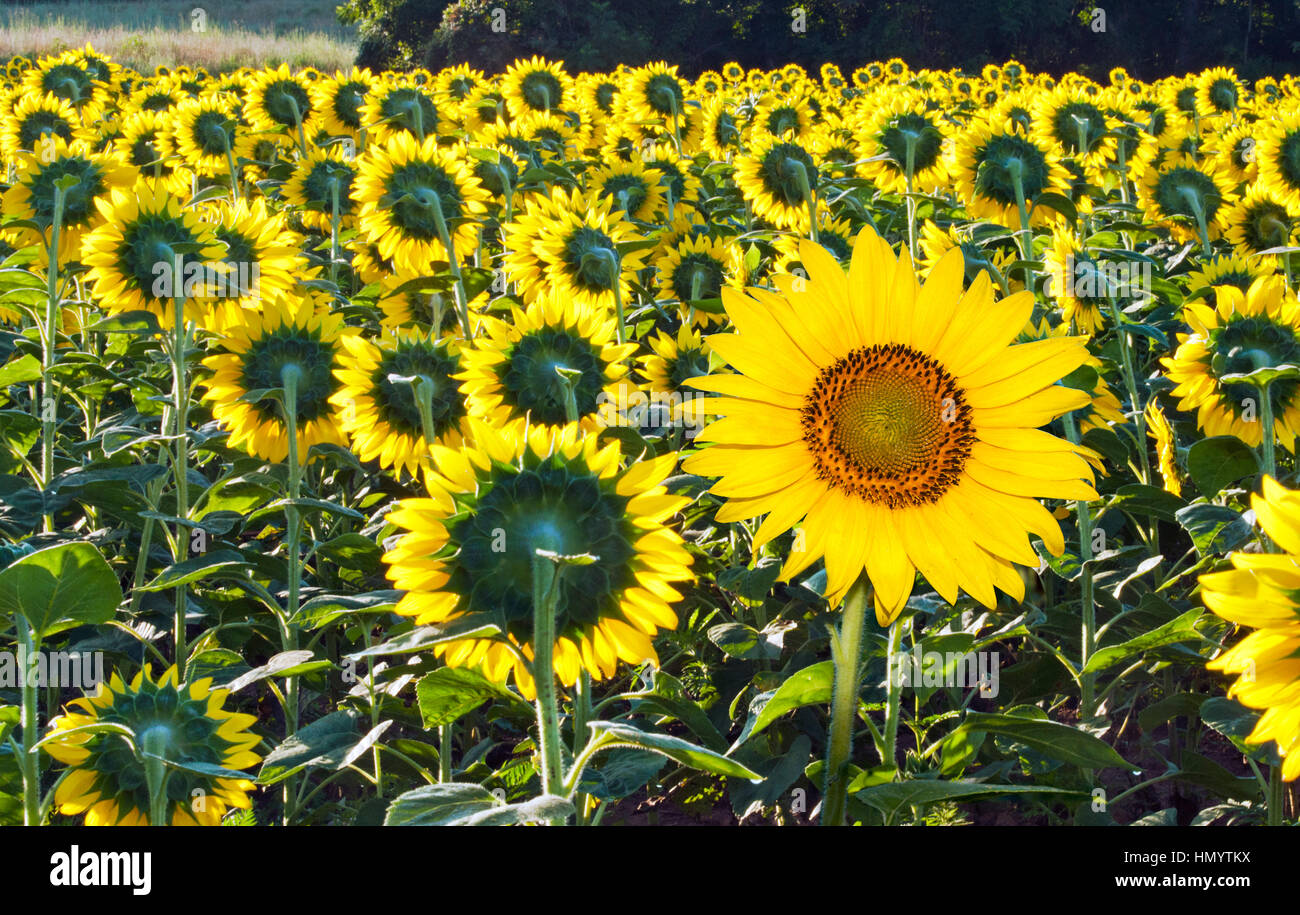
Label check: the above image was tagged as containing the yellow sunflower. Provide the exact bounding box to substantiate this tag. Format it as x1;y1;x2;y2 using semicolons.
682;226;1097;622
456;291;638;436
200;290;358;463
1162;275;1300;451
951;116;1071;232
1201;475;1300;781
1145;401;1182;497
1257;112;1300;215
43;664;259;826
352;132;489;275
381;419;693;697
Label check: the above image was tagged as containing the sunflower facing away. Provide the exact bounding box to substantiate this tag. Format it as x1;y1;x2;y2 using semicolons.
382;419;693;697
682;225;1098;622
1200;476;1300;781
330;327;469;478
44;665;260;826
1162;275;1300;451
201;290;358;463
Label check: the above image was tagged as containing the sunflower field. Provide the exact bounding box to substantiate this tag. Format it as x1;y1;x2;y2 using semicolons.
0;48;1299;829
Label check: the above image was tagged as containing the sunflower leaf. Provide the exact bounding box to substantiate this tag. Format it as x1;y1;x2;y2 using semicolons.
586;720;761;781
0;541;122;640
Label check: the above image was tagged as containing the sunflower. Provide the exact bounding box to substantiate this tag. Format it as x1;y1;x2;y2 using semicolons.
502;186;646;311
171;96;240;178
352;132;489;275
1137;153;1235;242
194;197;306;310
1257;112;1300;215
311;67;376;139
1030;85;1118;180
113;109;191;196
330;327;468;478
501;56;574;119
43;665;259;826
682;226;1097;621
1195;67;1243;121
80;181;226;327
1043;224;1112;334
282;144;360;233
381;419;693;696
1200;475;1300;781
855;92;949;194
2;137;136;265
200;290;357;463
435;63;485;102
516;109;584;161
621;62;690;133
1224;183;1298;258
654;233;738;308
638;323;724;430
917;220;1023;291
734;136;823;232
1209;120;1260;185
1163;275;1300;451
951;116;1071;232
244;63;319;139
1145;401;1182;496
1183;253;1276;300
587;158;666;222
0;91;87;159
457;291;638;435
22;51;109;117
750;91;816;144
361;79;446;144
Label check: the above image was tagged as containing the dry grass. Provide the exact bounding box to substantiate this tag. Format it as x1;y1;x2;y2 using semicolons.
0;0;359;72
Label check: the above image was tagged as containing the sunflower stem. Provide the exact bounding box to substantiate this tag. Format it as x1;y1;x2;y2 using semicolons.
170;298;192;680
438;724;454;783
1106;297;1153;488
142;725;172;827
40;182;69;534
1064;409;1097;723
426;192;473;340
328;176;341;287
1007;157;1035;288
822;574;871;826
280;362;305;824
788;158;819;245
1258;379;1277;479
572;670;593;825
1268;764;1283;826
882;617;905;769
903;130;918;262
530;552;567;805
18;619;41;826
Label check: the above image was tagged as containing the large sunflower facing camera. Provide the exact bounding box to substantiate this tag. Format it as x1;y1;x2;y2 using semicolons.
683;225;1098;623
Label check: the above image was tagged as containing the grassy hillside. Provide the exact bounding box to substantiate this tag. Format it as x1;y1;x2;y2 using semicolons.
0;0;358;72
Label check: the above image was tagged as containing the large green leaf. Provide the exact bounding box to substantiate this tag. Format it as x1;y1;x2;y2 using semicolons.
587;721;761;780
949;712;1133;769
1081;609;1207;675
257;711;360;785
415;667;528;728
850;780;1085;821
136;550;250;592
1187;436;1258;498
733;661;833;748
0;542;122;639
384;783;500;826
1175;504;1252;557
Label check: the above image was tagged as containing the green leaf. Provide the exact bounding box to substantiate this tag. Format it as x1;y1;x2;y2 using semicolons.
706;622;781;661
0;354;41;388
587;721;761;780
415;667;527;728
733;661;833;748
314;533;381;572
1174;504;1252;557
1187;436;1259;498
458;794;574;826
578;748;667;801
292;590;400;629
1081;609;1207;675
346;615;501;659
949;712;1134;769
0;542;122;640
1138;692;1206;734
1200;697;1280;764
136;550;250;591
384;783;499;826
1109;484;1188;522
257;711;360;785
1173;751;1259;801
225;650;329;693
850;780;1084;821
